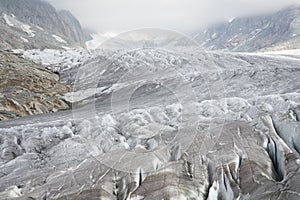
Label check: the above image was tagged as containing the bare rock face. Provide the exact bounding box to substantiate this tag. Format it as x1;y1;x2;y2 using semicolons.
0;50;70;120
0;0;87;49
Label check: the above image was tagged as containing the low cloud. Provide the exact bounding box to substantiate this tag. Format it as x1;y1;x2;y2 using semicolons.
46;0;299;33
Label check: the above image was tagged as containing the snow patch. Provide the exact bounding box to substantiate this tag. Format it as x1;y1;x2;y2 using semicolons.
251;49;300;61
3;13;14;26
2;13;35;37
20;36;29;43
7;186;22;198
211;33;217;39
63;87;107;103
228;17;235;23
130;195;144;200
52;34;67;44
21;24;35;37
261;49;300;56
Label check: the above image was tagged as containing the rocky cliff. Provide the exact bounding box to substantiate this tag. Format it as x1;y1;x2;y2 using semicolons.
0;0;86;49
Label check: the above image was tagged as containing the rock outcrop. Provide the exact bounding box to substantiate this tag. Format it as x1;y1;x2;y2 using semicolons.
0;50;70;120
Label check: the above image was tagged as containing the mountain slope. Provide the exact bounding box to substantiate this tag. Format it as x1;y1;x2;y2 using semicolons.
195;5;300;52
0;0;86;49
0;50;71;120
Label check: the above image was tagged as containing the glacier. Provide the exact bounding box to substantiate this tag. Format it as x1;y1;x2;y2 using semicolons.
0;30;300;199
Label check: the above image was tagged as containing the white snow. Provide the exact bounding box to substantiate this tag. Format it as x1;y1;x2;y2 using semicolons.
211;33;217;39
228;17;235;23
20;36;29;43
36;26;44;31
130;195;144;200
3;14;14;26
52;34;67;44
261;49;300;56
20;49;97;72
2;13;35;37
207;181;219;200
21;25;35;37
85;32;116;49
63;87;107;103
7;186;22;198
257;49;300;61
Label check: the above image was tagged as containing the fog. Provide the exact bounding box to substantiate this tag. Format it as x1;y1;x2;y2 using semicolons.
46;0;299;34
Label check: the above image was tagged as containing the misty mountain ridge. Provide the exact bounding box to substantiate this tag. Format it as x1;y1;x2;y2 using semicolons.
1;0;299;52
194;4;300;52
86;4;300;52
0;0;87;49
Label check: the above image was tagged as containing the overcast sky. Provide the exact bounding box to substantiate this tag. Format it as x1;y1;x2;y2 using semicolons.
46;0;299;34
